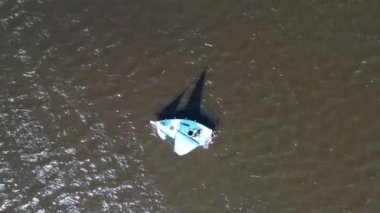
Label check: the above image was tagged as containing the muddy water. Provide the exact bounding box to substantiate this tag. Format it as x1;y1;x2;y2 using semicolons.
1;0;379;212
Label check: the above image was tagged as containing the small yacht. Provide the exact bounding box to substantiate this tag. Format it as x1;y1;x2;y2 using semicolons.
150;119;214;156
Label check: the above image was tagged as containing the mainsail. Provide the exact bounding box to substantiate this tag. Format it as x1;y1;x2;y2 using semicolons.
173;131;200;156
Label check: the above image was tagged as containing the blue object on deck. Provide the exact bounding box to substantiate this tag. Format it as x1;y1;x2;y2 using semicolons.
150;119;213;156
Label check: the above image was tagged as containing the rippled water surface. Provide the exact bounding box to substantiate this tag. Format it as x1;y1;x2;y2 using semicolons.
1;0;379;212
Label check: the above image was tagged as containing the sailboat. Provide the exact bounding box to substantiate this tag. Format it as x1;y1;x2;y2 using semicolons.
150;119;213;156
150;67;217;156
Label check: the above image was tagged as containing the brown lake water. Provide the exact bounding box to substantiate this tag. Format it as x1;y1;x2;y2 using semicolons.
1;0;379;212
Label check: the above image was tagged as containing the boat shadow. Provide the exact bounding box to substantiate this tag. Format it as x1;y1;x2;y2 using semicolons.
155;66;219;130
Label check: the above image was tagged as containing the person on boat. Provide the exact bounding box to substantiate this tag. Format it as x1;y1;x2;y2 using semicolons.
210;131;217;144
194;129;202;137
188;128;202;137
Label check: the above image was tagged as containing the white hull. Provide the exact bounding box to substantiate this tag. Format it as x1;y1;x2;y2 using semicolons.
150;119;213;156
